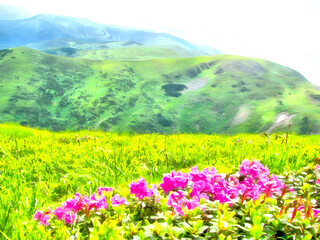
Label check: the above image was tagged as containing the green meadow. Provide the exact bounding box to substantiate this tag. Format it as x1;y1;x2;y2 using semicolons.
0;123;319;239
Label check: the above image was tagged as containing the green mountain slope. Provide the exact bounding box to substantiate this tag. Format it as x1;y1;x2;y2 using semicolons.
39;40;200;60
44;46;181;61
1;47;319;134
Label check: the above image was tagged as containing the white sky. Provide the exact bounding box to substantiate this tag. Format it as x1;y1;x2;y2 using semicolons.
1;0;320;86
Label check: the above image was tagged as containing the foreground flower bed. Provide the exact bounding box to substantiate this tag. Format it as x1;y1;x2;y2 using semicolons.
34;159;320;239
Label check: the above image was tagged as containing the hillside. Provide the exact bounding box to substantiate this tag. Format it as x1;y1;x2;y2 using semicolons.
41;41;199;60
0;47;319;134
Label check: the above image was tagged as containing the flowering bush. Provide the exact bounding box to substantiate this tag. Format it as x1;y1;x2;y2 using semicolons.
33;159;320;239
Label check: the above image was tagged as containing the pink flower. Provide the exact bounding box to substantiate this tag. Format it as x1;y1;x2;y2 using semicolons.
239;159;269;179
258;174;285;197
190;181;207;198
129;177;154;199
167;191;186;216
316;178;320;185
33;209;51;227
111;194;129;206
97;187;113;196
237;177;260;202
52;206;76;225
63;212;76;224
316;165;320;171
82;193;108;211
160;171;189;194
184;198;200;210
95;195;108;210
313;209;320;218
63;192;85;213
53;207;64;220
52;192;108;225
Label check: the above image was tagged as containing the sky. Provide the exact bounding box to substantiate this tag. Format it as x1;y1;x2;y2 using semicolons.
1;0;320;86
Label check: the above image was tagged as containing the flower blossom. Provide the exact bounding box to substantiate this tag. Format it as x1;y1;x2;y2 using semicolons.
52;192;108;224
129;177;154;199
167;191;187;216
160;171;189;194
111;194;129;206
239;159;269;179
33;209;51;227
97;187;113;196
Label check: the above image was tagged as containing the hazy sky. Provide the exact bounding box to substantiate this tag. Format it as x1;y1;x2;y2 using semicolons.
1;0;320;86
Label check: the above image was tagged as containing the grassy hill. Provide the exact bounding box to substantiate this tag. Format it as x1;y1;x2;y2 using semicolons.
1;47;320;134
41;42;199;60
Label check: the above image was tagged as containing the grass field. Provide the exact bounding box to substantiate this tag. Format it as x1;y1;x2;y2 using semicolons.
0;123;319;239
43;45;195;61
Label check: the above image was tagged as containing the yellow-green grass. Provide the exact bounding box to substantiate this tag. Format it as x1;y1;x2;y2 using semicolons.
0;123;319;238
76;47;181;61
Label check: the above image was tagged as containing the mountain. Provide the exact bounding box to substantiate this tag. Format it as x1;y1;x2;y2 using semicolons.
40;41;202;60
1;47;319;134
0;4;32;20
0;14;206;56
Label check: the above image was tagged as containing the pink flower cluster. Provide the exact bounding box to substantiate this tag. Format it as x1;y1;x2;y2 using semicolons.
160;171;188;194
34;159;290;226
34;186;129;227
33;209;51;227
129;177;158;199
111;194;129;206
167;190;201;215
53;192;108;224
159;159;285;215
239;159;270;179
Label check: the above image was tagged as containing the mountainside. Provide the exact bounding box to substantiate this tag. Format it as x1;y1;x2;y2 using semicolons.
1;47;319;134
0;14;204;55
38;40;201;60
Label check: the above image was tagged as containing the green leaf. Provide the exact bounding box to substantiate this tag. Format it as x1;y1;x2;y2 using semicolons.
194;220;203;230
303;234;313;240
197;226;209;234
250;225;263;239
252;216;261;225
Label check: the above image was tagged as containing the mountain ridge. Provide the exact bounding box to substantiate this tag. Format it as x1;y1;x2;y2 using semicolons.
0;14;203;53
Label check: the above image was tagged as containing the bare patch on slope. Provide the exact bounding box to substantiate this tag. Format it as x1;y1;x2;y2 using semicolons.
231;105;250;125
182;78;209;93
266;111;296;133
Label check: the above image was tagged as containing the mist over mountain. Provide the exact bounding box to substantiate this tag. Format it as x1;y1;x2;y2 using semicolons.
0;3;32;20
0;14;211;56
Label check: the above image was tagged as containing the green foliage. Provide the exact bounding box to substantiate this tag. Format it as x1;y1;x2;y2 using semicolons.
0;49;13;60
161;83;187;97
